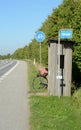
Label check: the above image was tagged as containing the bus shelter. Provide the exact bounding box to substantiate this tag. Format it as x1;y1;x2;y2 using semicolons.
47;39;74;96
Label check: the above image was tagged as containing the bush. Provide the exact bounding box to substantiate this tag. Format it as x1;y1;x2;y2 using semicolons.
73;88;81;105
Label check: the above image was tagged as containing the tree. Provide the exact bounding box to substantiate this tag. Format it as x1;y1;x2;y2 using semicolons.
12;0;81;88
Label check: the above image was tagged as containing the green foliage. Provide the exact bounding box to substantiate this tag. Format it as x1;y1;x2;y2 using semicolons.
73;44;81;70
12;0;81;88
0;53;11;59
73;88;81;105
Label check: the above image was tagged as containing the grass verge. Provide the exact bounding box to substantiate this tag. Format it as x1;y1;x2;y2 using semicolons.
27;60;81;130
27;60;38;92
27;60;47;93
30;96;81;130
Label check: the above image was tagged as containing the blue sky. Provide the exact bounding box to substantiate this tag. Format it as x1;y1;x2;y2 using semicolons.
0;0;63;55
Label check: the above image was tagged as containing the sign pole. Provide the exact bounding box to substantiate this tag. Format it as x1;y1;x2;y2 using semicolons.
35;31;45;68
57;29;73;97
58;31;61;97
40;42;42;68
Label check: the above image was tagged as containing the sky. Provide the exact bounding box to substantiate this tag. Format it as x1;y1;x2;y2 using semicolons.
0;0;63;55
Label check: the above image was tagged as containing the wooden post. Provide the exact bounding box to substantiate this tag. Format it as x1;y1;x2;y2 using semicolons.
48;43;51;95
63;42;72;96
48;39;58;96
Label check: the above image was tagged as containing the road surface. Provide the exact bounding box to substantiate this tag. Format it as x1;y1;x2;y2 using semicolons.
0;60;17;77
0;60;30;130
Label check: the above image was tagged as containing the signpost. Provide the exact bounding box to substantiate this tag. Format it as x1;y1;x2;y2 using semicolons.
57;29;73;97
35;31;45;67
60;29;73;39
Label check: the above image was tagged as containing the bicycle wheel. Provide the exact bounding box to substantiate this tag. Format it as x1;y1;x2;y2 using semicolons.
32;76;48;90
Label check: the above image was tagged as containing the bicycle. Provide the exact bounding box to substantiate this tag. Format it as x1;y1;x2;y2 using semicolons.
32;68;48;90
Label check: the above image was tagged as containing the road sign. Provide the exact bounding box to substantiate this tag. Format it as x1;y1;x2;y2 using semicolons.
60;29;73;39
35;31;45;42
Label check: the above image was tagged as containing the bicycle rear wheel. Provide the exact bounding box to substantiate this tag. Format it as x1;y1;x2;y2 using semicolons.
32;76;48;90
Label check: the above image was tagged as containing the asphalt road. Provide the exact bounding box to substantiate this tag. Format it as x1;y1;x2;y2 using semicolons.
0;60;17;77
0;60;30;130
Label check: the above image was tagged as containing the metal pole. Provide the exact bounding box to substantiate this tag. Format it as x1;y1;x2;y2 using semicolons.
60;44;64;96
40;42;42;68
58;32;60;97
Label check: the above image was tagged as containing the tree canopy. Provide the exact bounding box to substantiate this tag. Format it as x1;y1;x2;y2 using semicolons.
11;0;81;87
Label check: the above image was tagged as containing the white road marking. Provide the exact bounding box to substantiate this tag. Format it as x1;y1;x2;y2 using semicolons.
0;60;13;70
0;61;19;83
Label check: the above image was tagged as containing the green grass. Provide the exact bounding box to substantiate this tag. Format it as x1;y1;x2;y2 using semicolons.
27;60;81;130
27;60;47;93
30;96;81;130
27;60;38;92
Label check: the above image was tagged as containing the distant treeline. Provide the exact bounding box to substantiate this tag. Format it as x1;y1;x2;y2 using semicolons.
0;53;11;59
